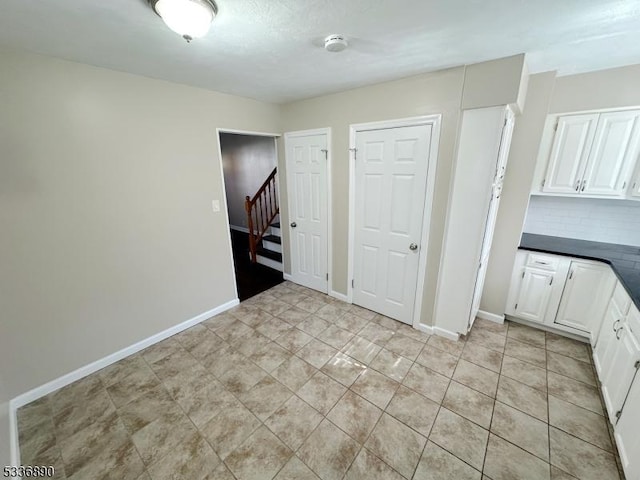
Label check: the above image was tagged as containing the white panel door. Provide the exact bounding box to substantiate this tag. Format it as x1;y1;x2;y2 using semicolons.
542;114;598;194
582;110;640;197
512;268;555;324
353;124;432;324
555;261;609;333
285;132;328;293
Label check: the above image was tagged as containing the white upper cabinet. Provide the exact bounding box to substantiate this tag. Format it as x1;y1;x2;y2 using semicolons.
542;114;598;194
630;162;640;199
583;111;640;196
540;109;640;198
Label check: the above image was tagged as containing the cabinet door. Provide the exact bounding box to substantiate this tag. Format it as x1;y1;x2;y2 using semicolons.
594;300;623;378
512;268;555;324
542;114;599;194
601;324;640;423
630;166;640;199
582;110;640;197
555;261;609;333
616;375;640;480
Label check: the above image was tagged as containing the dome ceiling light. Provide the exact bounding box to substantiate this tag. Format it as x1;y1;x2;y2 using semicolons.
148;0;218;43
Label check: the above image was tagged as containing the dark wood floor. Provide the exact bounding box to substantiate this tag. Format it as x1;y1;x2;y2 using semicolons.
230;229;284;301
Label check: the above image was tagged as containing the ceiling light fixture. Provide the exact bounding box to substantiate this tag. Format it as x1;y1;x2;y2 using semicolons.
149;0;218;43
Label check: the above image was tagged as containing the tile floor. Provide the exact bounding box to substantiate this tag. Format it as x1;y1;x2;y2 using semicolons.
17;282;625;480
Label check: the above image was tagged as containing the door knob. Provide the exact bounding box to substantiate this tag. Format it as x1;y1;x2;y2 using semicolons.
290;222;297;228
409;243;418;251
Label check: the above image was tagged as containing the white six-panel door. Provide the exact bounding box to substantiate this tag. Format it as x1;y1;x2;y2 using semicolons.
285;131;329;293
353;124;432;324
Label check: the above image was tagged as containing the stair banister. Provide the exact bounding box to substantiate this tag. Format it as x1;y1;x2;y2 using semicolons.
245;167;279;263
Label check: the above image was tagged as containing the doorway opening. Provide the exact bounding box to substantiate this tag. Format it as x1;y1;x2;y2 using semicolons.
218;130;283;301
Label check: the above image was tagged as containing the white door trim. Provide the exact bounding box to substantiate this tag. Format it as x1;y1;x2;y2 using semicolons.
347;115;441;330
283;127;333;295
216;128;281;299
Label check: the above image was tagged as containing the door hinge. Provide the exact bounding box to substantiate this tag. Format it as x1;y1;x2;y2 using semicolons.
554;121;558;132
635;360;640;370
541;179;545;188
615;410;622;420
321;149;328;159
352;279;354;288
514;303;518;310
326;273;328;281
349;148;357;160
569;270;574;280
549;277;553;286
521;271;525;279
622;181;627;189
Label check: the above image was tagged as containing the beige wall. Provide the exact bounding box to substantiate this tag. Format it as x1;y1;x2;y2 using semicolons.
0;48;280;399
461;54;527;110
550;64;640;113
279;67;466;324
480;72;557;316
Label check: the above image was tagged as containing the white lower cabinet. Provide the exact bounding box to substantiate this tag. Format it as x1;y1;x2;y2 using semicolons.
555;261;614;333
506;251;613;337
601;321;640;421
510;268;555;323
616;367;640;479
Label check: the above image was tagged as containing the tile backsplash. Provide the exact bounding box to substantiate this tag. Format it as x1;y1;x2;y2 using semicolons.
523;195;640;247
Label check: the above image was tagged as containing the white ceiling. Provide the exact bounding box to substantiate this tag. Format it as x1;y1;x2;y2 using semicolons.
1;0;640;103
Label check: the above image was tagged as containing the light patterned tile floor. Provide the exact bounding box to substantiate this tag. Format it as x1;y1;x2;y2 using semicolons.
17;282;625;480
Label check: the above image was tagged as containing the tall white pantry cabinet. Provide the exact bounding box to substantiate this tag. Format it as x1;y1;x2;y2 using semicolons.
434;105;515;335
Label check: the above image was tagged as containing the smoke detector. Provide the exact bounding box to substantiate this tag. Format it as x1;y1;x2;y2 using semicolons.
324;34;348;53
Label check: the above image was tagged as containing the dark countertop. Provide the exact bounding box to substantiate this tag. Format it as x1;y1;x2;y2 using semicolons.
519;233;640;310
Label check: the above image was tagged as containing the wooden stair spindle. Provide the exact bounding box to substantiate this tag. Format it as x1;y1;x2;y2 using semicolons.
245;167;279;264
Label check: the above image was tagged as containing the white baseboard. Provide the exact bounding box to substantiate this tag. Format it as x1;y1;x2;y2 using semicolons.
416;323;434;335
283;273;294;281
329;290;349;303
476;310;505;324
8;298;239;467
433;326;460;341
8;402;19;468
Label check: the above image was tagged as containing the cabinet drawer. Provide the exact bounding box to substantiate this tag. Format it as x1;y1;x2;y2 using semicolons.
525;253;560;271
613;282;632;315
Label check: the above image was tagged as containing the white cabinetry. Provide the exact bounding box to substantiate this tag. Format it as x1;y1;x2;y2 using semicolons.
540;109;640;198
434;106;515;335
543;114;598;194
594;282;631;377
616;362;640;480
555;261;613;334
506;251;613;338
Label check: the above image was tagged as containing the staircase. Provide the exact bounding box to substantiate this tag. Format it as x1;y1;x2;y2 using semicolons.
245;167;283;272
255;222;283;271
